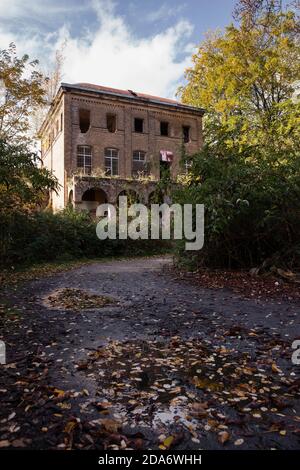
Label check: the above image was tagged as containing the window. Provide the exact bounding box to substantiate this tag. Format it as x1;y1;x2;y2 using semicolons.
79;109;90;133
160;121;169;136
60;112;63;131
105;148;119;176
183;125;190;143
160;161;171;180
134;118;144;133
77;145;92;174
132;151;148;177
184;159;192;174
107;113;116;133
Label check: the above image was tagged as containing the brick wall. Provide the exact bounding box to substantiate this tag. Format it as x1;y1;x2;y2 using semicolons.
41;86;203;211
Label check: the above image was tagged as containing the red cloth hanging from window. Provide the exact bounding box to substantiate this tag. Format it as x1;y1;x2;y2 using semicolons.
160;150;173;162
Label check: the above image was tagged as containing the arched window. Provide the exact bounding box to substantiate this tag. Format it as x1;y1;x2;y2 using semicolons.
77;145;92;175
132;150;148;177
105;148;119;176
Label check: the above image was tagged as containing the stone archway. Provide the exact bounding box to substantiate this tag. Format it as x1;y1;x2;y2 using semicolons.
117;189;140;206
148;190;164;205
68;190;74;206
81;188;108;214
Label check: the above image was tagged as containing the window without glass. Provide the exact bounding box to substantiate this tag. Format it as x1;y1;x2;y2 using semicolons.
105;148;119;176
183;125;190;143
184;159;192;174
134;118;144;133
107;113;116;133
132;150;148;177
160;161;171;180
160;121;169;136
79;109;90;133
77;145;92;174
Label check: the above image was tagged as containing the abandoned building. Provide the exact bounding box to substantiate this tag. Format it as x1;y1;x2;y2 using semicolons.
39;82;205;213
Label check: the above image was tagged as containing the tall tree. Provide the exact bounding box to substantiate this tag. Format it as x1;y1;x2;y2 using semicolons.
0;43;46;144
178;1;300;157
32;44;65;137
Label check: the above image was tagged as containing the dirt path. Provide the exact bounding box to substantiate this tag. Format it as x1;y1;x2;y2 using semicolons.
0;257;299;450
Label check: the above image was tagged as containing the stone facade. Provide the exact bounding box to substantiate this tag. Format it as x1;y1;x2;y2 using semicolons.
40;83;204;212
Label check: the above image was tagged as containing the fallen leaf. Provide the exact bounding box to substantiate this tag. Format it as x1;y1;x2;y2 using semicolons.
163;436;174;449
218;431;230;444
272;363;282;374
0;440;10;448
234;439;244;446
100;419;121;433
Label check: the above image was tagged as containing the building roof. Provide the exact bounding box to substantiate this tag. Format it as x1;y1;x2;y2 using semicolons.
60;82;205;114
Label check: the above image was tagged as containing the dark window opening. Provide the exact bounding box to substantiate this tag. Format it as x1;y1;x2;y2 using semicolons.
183;125;190;143
160;161;171;180
60;112;63;131
79;109;90;133
160;121;169;136
107;113;117;133
134;118;144;133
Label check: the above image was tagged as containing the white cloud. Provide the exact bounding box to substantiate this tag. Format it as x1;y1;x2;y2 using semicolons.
0;0;194;99
60;0;194;98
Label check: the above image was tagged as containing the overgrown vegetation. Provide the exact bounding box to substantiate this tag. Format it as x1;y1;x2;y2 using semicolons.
175;0;300;270
0;208;170;267
0;44;169;268
174;132;300;269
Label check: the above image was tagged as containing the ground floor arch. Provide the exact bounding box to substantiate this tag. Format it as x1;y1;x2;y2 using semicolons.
117;189;140;206
81;188;108;214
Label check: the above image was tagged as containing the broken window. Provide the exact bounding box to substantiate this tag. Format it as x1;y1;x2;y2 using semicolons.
77;145;92;175
132;151;148;177
160;161;171;180
105;148;119;176
183;125;190;143
107;113;117;133
160;121;169;136
79;109;90;133
134;118;144;133
184;159;192;174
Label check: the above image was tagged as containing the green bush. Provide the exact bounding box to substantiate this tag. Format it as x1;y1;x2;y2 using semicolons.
174;144;300;270
0;208;170;267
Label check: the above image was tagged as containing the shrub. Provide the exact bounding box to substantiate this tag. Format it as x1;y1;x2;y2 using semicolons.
174;145;300;270
0;208;170;267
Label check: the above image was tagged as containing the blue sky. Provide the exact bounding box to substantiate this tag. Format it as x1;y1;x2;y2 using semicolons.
0;0;292;98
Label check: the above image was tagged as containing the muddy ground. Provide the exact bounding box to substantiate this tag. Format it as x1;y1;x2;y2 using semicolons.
0;257;299;450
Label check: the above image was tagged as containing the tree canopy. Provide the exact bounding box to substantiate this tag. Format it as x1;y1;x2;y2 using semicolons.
0;43;47;144
175;1;300;270
0;139;58;213
178;0;300;156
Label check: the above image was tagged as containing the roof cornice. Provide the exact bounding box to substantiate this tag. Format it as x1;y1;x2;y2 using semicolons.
61;82;205;116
